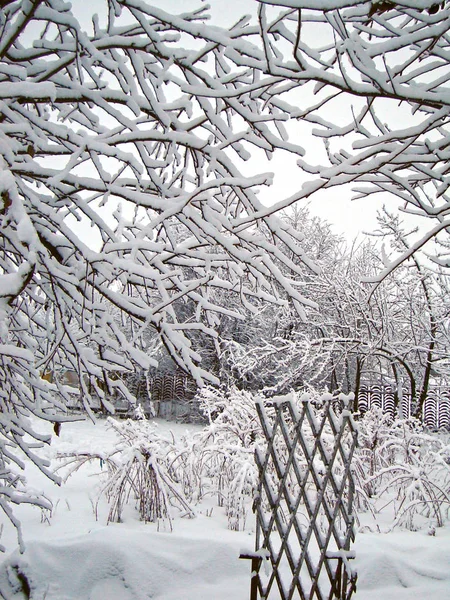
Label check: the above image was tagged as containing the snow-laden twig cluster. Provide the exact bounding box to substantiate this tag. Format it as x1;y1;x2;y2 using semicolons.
253;1;450;272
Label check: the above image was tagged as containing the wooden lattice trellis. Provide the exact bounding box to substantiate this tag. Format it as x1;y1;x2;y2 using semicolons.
242;395;358;600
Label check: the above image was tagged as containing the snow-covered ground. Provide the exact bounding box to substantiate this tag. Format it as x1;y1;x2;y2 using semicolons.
0;418;449;600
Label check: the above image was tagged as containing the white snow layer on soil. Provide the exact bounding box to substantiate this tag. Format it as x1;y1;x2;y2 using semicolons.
0;528;248;600
0;418;449;600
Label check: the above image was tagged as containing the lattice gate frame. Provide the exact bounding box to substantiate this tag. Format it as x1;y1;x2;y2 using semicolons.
242;395;358;600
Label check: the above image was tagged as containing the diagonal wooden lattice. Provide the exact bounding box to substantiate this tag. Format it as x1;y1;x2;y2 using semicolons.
249;396;358;600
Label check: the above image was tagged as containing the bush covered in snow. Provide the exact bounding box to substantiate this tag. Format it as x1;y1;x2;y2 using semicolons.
55;391;450;537
56;417;195;529
354;408;450;532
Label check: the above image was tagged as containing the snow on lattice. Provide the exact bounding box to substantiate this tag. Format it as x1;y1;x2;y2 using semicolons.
249;394;358;600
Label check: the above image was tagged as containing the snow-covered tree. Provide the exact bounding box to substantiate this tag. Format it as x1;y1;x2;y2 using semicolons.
368;209;450;414
213;0;450;397
252;0;450;274
220;206;450;412
218;206;346;392
0;0;319;548
2;0;450;549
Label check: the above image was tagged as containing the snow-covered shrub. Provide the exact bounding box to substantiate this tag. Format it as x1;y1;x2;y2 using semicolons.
379;423;449;531
55;393;449;536
162;430;205;505
352;407;394;507
354;410;450;531
193;386;261;530
57;418;195;528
